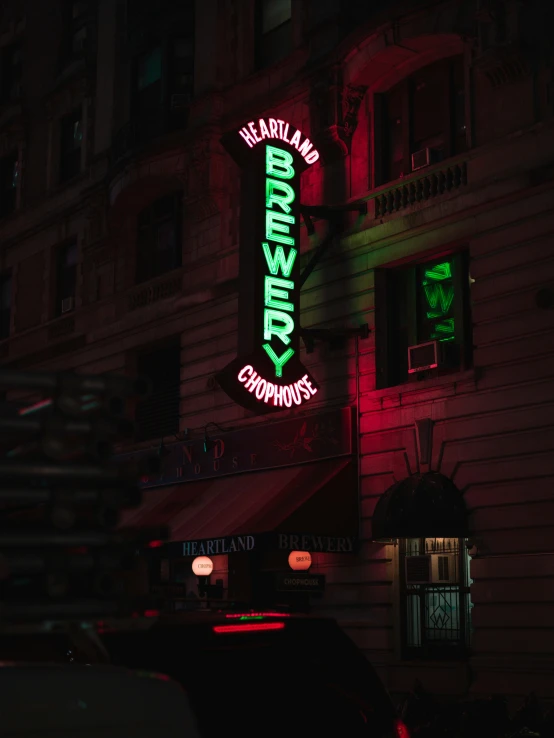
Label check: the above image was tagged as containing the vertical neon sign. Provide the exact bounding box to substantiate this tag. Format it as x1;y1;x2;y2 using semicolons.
216;118;320;413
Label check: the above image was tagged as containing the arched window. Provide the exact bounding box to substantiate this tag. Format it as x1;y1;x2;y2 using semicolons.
374;56;467;185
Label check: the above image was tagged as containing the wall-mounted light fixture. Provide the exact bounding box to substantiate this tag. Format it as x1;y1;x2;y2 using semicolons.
157;432;187;459
203;422;226;453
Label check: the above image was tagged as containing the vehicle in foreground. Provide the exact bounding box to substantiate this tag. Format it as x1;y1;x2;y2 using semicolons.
0;610;408;738
1;661;201;738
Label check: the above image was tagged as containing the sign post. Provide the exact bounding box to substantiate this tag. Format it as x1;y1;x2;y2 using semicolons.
216;118;321;413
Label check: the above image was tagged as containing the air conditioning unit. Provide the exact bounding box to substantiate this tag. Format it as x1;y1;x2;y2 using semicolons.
408;340;439;374
411;147;442;171
431;554;459;584
170;93;189;111
405;555;431;584
61;297;74;314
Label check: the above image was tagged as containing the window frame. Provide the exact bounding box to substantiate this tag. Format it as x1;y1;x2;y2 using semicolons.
374;249;472;390
255;0;293;69
62;0;91;64
374;55;467;187
0;42;23;104
0;271;12;340
135;193;182;285
55;240;78;317
59;107;83;184
134;340;181;442
399;537;472;660
0;150;19;218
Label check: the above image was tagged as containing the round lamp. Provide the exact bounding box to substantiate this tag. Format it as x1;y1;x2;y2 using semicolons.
191;556;214;576
288;551;312;571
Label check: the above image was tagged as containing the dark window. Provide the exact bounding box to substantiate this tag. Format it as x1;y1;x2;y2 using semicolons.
0;151;18;218
60;108;82;182
63;0;90;61
0;272;11;340
401;537;472;659
56;240;78;316
135;342;180;442
376;56;466;185
136;193;182;284
256;0;292;68
168;38;194;128
132;45;163;141
1;43;23;103
374;251;472;389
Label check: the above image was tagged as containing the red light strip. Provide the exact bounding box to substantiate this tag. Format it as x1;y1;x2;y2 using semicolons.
213;622;286;634
225;611;290;619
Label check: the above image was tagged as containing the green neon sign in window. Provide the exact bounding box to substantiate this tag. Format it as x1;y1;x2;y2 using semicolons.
420;259;456;343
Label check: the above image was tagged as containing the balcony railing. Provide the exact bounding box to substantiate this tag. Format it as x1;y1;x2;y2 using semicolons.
373;158;468;219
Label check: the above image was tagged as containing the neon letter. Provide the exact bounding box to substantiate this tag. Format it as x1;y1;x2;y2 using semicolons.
297;138;313;158
268;118;279;137
266;178;295;214
266;145;294;180
264;310;294;345
306;150;319;165
274;385;284;407
263;343;295;378
282;386;292;407
289;129;301;150
265;276;294;312
264;382;275;403
255;379;267;400
245;371;261;392
239;127;255;148
259;118;270;139
248;121;261;142
266;211;295;246
262;243;297;278
238;365;253;382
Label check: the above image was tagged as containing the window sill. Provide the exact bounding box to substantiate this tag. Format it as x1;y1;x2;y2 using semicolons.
368;368;478;402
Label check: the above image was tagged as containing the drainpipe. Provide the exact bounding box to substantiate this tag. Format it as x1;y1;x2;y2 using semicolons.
355;335;362;547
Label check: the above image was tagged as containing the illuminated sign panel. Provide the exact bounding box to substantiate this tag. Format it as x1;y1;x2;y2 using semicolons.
216;119;320;413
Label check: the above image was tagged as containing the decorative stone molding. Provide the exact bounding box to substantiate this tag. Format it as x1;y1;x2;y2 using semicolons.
127;272;183;312
473;43;531;87
309;67;367;160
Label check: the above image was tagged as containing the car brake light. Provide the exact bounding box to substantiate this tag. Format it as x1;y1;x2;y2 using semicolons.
394;719;410;738
213;622;286;634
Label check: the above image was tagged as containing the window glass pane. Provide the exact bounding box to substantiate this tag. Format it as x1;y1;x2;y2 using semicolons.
72;0;88;18
137;47;162;90
1;275;11;310
64;241;78;267
262;0;292;34
412;62;448;153
71;24;87;53
385;84;404;181
417;258;456;345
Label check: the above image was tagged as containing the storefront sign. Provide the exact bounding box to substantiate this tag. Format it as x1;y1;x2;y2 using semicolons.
216;118;320;413
276;573;326;593
117;407;352;487
174;532;358;557
276;533;356;554
183;535;255;557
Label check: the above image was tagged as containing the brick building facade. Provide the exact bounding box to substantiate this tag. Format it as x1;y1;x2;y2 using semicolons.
1;0;554;700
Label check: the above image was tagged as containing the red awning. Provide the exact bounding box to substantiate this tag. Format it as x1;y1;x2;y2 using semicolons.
121;458;353;542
